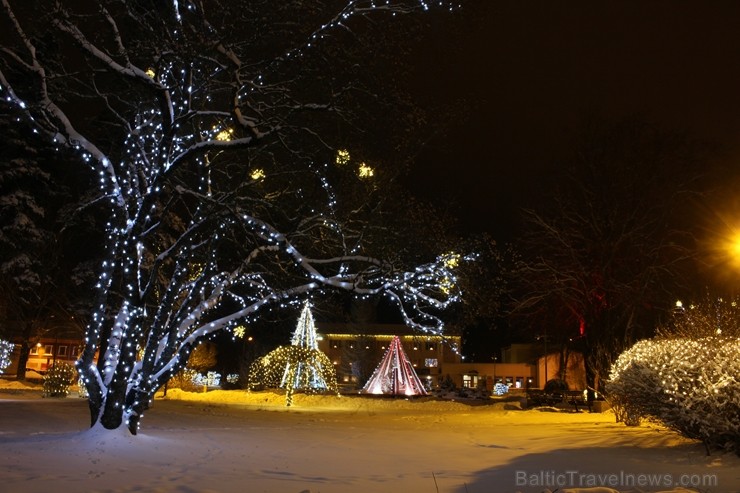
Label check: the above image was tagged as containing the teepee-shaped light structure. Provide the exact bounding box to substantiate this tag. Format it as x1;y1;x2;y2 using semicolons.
362;336;428;396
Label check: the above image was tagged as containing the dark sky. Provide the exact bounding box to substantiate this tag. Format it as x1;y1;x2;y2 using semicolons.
410;1;740;241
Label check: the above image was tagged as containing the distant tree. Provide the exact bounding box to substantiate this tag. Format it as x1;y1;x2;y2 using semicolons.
186;343;218;374
513;118;707;395
0;0;461;433
658;292;740;340
0;115;90;378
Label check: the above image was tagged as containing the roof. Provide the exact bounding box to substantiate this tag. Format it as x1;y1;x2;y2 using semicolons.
315;322;460;341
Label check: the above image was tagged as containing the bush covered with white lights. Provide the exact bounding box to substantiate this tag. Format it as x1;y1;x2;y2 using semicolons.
607;337;740;453
42;363;77;398
0;339;13;374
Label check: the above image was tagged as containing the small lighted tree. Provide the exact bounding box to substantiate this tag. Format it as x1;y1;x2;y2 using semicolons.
0;339;13;374
248;302;338;406
249;346;338;406
43;363;76;398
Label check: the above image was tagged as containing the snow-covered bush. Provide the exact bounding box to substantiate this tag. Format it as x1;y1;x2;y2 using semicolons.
0;339;13;374
607;337;740;453
42;363;76;398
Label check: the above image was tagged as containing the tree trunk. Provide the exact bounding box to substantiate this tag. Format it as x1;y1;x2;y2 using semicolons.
15;341;30;381
87;385;154;435
558;345;570;384
584;350;598;402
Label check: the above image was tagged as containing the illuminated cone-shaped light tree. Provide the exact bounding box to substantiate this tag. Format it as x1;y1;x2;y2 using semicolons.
362;336;427;396
281;301;331;391
289;301;320;350
249;302;337;406
0;0;461;434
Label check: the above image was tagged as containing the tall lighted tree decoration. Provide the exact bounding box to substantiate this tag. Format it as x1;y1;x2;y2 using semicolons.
0;0;462;433
249;301;338;406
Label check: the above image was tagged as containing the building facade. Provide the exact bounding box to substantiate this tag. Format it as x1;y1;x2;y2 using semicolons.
6;338;82;376
316;323;462;389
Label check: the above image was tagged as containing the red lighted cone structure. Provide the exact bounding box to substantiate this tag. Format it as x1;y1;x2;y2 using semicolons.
361;335;427;396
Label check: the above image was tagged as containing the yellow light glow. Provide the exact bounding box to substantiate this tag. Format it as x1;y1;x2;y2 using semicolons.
145;68;156;78
358;163;374;178
443;252;460;269
335;149;350;166
250;168;265;180
729;232;740;260
188;262;204;282
215;128;234;141
440;276;455;294
233;326;246;338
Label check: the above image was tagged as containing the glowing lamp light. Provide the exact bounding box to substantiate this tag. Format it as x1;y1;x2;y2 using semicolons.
250;168;266;180
145;68;156;79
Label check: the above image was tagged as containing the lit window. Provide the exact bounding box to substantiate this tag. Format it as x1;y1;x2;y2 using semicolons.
462;375;472;388
44;345;53;355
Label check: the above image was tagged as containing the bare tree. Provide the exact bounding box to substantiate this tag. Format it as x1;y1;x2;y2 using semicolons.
513;118;706;395
0;0;460;433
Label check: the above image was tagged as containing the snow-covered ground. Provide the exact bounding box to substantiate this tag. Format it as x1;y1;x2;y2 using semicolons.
0;380;737;493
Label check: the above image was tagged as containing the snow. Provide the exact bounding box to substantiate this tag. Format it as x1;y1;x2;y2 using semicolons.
0;382;738;493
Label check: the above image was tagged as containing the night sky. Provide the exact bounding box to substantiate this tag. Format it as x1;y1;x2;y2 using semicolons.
410;1;740;241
